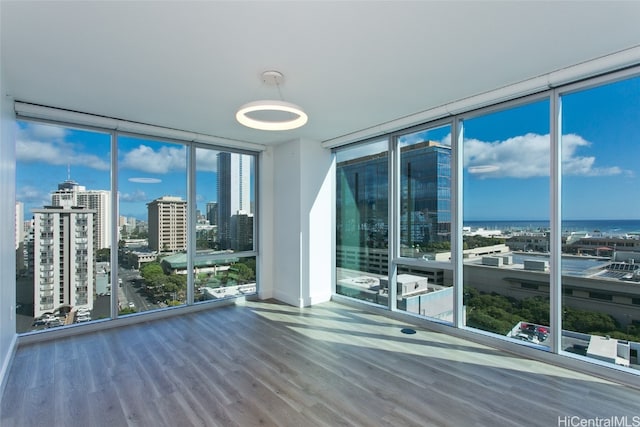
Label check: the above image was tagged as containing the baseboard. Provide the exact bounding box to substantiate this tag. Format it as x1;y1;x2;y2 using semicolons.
307;292;332;306
0;334;17;404
273;290;303;307
272;290;332;307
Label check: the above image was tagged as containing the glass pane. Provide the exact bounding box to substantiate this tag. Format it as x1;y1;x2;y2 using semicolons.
396;265;453;323
335;140;388;305
561;75;640;370
193;147;256;301
398;125;452;261
16;121;112;332
462;100;551;346
117;136;187;313
195;256;257;302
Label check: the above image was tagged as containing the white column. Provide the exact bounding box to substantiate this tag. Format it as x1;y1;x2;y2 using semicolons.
271;138;333;307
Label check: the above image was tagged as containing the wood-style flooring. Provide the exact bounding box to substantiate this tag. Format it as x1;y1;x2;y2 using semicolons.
1;300;639;427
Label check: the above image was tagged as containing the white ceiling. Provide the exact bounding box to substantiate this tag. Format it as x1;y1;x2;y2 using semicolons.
2;1;640;147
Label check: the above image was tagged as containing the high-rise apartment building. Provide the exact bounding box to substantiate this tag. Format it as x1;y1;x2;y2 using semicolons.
400;140;452;249
230;210;254;252
15;202;25;273
336;140;451;269
31;205;95;318
76;190;111;251
206;202;218;227
51;179;111;250
217;153;251;250
15;202;23;250
147;196;187;252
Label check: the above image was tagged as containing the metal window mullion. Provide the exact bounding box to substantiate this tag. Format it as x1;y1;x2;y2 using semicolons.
452;118;464;328
550;91;562;354
111;131;119;319
331;152;337;296
186;145;196;305
253;153;259;288
389;137;398;311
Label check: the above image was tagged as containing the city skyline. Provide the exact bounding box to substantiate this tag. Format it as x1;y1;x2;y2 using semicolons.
15;123;255;221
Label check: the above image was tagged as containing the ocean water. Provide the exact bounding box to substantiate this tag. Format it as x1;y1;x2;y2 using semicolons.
464;219;640;236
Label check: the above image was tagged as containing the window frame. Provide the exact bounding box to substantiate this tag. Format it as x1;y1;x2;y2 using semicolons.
15;114;261;337
332;65;640;376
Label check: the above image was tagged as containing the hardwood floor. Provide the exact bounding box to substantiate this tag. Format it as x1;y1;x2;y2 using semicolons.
2;300;639;427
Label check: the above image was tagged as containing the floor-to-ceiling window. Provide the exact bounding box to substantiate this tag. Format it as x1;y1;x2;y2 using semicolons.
333;66;640;375
462;98;551;345
117;135;188;315
15;121;112;331
193;148;257;303
15;115;259;334
560;73;640;369
335;139;389;305
395;124;454;321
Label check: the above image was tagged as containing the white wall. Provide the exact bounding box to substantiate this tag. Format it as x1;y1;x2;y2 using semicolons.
258;146;275;300
273;139;302;305
300;139;333;305
0;23;18;395
272;138;333;307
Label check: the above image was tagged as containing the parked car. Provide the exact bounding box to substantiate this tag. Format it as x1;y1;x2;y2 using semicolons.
536;326;549;341
515;333;539;344
75;314;91;323
46;318;63;328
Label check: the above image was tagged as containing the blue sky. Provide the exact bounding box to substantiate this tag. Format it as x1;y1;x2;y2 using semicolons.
16;126;224;220
461;76;639;220
15;76;640;222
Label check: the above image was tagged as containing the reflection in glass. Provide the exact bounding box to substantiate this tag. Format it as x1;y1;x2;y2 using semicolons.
462;100;551;345
561;76;640;369
398;125;452;261
335;140;388;304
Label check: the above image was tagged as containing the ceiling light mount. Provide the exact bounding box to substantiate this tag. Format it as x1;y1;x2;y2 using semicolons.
236;70;308;131
261;70;285;86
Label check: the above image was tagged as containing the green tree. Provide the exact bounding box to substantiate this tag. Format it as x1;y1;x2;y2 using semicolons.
231;263;254;282
96;248;110;262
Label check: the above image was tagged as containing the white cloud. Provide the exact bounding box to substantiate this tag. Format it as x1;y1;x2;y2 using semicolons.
120;145;186;173
561;134;628;177
120;190;148;203
128;177;162;184
16;123;110;170
26;123;67;140
399;130;452;148
195;149;219;172
17;185;50;206
461;132;628;179
468;165;500;174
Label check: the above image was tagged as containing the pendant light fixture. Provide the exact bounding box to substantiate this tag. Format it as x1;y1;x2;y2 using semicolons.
236;71;308;131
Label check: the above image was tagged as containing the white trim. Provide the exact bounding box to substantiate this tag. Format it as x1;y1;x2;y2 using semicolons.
14;101;267;152
322;45;640;149
307;293;332;306
0;334;17;402
17;296;252;346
